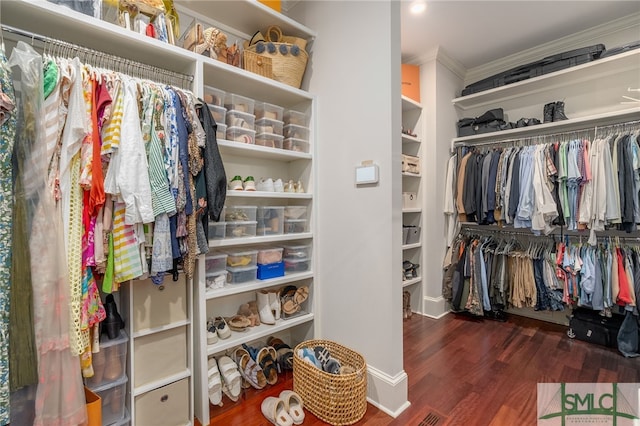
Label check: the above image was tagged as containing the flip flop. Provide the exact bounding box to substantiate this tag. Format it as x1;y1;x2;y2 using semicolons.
279;390;305;425
232;347;266;390
261;396;293;426
257;346;279;385
207;357;223;406
217;355;242;402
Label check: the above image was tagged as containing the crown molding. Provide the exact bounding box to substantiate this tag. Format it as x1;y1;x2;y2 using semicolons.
464;12;640;86
403;46;467;81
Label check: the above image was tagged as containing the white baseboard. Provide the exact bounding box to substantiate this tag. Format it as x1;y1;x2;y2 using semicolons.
422;296;449;319
366;365;410;418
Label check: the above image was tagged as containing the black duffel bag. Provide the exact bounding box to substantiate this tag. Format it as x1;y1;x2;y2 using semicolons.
457;108;512;137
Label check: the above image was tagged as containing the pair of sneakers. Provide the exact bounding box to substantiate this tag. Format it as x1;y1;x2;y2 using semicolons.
229;175;255;191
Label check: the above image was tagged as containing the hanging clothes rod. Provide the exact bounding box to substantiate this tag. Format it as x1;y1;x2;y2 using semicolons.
454;118;640;149
460;223;640;241
0;24;194;89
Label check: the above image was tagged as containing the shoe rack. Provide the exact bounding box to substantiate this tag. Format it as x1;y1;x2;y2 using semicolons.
0;1;316;425
401;95;423;316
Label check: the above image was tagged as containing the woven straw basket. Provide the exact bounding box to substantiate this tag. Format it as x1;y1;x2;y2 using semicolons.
242;49;273;79
245;25;308;89
293;339;367;425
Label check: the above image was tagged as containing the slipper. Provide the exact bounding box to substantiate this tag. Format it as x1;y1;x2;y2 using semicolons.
261;396;293;426
232;347;266;390
213;316;231;339
267;337;294;370
217;355;242;402
257;346;279;385
279;390;305;425
238;303;260;326
226;315;251;332
297;348;321;369
207;357;223;406
314;346;341;374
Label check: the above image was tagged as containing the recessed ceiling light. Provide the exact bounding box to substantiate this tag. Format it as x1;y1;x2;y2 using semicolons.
410;0;426;14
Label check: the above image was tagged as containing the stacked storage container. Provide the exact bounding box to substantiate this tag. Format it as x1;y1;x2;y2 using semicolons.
225;93;256;144
257;246;285;280
203;86;227;140
255;101;285;149
283;109;311;153
226;248;258;283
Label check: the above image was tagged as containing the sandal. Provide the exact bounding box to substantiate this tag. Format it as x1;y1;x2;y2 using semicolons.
183;22;204;52
207;357;223;406
267;337;294;371
226;315;251;332
217;355;242;402
294;286;309;305
232;347;266;390
213;316;231;340
238;302;260;326
279;390;305;425
257;346;279;385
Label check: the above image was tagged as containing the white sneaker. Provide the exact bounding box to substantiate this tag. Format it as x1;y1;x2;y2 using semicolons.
243;176;256;191
273;178;284;192
228;175;243;191
257;177;275;192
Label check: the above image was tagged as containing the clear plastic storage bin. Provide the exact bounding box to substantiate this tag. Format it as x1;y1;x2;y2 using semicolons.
284;109;310;126
203;86;225;107
226;126;256;144
226;221;257;238
85;331;128;389
255;117;284;135
255;133;284;149
283;137;310;153
216;123;227;141
226;249;258;268
208;221;226;239
227;265;257;283
205;270;227;290
257;206;284;235
284;205;307;220
257;247;284;264
92;375;128;426
108;408;131;426
225;206;257;222
205;253;228;273
224;93;255;114
284;219;308;234
208;104;226;124
284;257;311;273
255;101;284;121
226;110;256;130
283;244;311;259
283;124;310;141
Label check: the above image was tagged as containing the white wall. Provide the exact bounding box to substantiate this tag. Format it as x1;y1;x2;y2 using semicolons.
289;0;408;416
419;56;463;318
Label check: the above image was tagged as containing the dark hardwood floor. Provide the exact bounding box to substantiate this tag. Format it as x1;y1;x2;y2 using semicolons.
196;312;639;426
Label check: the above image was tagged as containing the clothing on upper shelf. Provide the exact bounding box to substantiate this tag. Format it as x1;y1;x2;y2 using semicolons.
448;129;640;241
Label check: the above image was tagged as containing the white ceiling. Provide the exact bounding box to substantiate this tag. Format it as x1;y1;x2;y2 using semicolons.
400;1;640;70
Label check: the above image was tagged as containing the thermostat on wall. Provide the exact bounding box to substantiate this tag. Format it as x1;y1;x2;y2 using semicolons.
355;161;379;185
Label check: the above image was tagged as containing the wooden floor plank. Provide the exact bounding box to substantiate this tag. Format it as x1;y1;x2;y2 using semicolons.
196;313;639;426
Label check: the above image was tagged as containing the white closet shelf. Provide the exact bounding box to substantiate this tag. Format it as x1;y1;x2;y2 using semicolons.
402;95;422;111
206;313;314;356
132;319;191;339
402;277;422;288
402;134;422;144
402;172;421;178
205;271;314;300
218;140;312;161
452;107;640;145
452;50;640;110
402;208;422;214
2;0;195;75
209;232;312;248
226;191;312;200
176;0;316;40
133;369;192;396
402;243;421;250
202;58;314;107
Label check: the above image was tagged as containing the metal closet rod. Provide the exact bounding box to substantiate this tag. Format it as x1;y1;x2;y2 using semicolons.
1;24;194;88
455;119;640;150
460;223;640;241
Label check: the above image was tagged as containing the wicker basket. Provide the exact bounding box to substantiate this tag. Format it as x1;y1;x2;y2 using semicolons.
293;339;367;425
242;49;273;79
244;25;308;89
